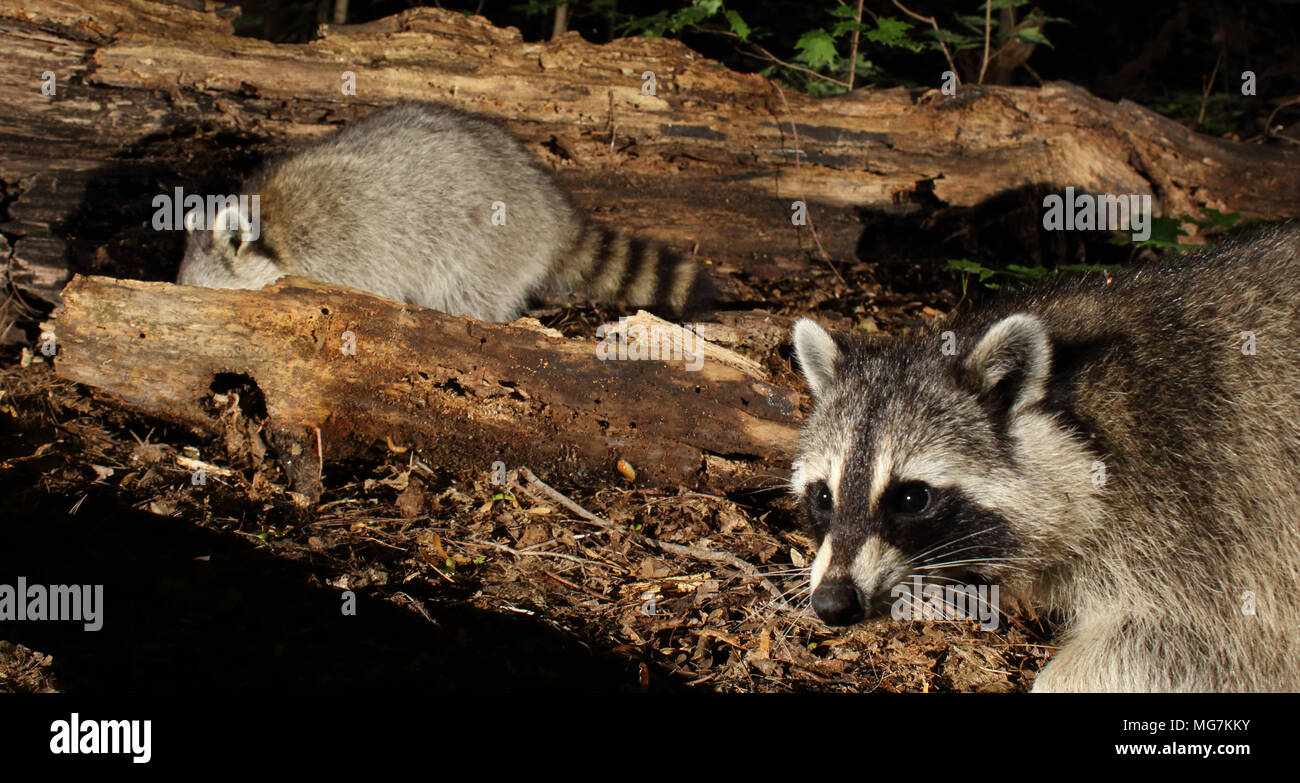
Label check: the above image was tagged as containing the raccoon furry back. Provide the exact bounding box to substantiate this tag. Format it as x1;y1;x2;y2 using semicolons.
176;103;711;322
789;225;1300;692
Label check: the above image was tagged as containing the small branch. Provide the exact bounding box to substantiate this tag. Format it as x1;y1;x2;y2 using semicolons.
892;0;958;83
476;539;625;572
1265;97;1300;143
512;467;790;604
977;0;992;85
847;0;865;91
768;82;845;284
550;3;569;40
1198;50;1225;128
716;30;850;89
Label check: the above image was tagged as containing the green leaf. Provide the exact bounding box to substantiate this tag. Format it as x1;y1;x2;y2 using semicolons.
1004;264;1051;280
620;9;670;36
946;258;985;274
868;17;921;51
1188;208;1241;229
794;28;839;69
930;28;979;46
946;258;996;282
1015;26;1053;48
831;20;868;38
724;9;751;41
1126;216;1196;249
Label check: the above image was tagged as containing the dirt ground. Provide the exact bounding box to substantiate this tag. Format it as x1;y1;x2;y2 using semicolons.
0;248;1072;693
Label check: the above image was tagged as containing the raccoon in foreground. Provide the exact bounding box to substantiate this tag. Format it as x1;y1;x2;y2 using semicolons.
176;103;711;322
790;226;1300;692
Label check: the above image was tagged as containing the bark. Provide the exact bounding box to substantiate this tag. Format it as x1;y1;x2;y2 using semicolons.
2;0;1298;308
50;274;802;496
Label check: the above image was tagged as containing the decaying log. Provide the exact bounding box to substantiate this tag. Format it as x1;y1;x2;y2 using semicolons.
50;275;802;496
4;0;1300;309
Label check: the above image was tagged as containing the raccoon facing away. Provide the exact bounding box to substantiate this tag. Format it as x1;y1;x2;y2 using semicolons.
176;103;711;322
790;225;1300;692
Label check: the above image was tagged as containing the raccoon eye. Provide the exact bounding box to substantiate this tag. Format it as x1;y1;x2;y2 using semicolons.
805;480;834;535
888;482;932;516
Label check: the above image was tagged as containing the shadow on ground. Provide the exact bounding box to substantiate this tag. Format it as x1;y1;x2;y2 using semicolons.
0;481;648;692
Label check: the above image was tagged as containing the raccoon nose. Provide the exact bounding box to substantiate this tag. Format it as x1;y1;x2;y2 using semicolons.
812;583;866;626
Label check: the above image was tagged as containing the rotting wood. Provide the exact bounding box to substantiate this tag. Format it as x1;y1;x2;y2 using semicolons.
3;1;1298;308
50;274;802;497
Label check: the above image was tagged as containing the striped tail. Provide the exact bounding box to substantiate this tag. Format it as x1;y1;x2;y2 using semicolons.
559;223;715;317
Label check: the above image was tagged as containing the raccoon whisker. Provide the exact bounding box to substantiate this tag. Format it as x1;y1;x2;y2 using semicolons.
912;556;1028;571
901;573;969;584
759;580;806;608
753;582;812;615
748;566;812;576
915;543;1010;566
910;573;1003;615
904;529;997;565
897;574;998;623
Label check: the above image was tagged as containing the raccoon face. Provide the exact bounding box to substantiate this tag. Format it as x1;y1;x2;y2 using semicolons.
177;203;282;291
789;315;1100;628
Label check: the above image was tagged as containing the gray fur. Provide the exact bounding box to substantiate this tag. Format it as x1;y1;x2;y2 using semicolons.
177;103;707;322
790;225;1300;692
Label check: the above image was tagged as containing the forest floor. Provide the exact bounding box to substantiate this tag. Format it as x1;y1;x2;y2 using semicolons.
0;256;1059;693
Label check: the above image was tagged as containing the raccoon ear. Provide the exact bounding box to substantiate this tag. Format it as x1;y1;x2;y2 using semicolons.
792;318;840;397
211;203;255;249
964;313;1051;415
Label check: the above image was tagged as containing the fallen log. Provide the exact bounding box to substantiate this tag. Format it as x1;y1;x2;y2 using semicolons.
4;1;1300;308
50;275;802;497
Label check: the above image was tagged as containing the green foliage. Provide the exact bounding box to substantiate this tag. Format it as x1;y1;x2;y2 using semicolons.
947;258;1124;291
613;1;1064;97
620;0;729;38
1152;93;1254;137
952;208;1245;293
1108;208;1242;251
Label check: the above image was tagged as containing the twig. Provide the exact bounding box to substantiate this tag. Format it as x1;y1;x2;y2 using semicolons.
1198;50;1224;127
1263;97;1300;142
847;0;864;91
512;467;790;604
977;0;992;85
720;32;850;89
768;81;846;284
310;423;323;482
539;567;612;602
476;539;626;572
892;0;958;83
516;467;620;531
175;454;237;478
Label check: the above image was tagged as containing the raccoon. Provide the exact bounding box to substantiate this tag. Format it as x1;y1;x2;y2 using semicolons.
789;225;1300;692
176;102;711;322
